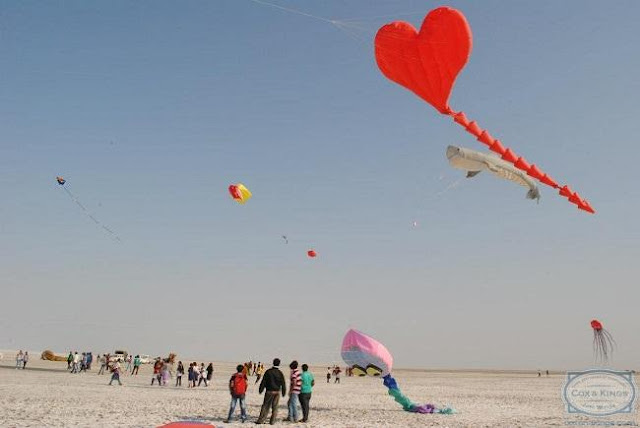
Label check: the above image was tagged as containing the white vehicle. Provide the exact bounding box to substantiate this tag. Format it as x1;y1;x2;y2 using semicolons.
111;350;128;363
139;355;152;364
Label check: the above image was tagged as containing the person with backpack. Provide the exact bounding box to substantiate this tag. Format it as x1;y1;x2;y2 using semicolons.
224;364;248;423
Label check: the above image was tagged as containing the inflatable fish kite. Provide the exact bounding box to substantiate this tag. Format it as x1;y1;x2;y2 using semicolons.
341;329;454;414
447;145;540;202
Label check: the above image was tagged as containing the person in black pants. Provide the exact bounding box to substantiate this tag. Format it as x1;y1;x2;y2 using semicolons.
299;364;314;423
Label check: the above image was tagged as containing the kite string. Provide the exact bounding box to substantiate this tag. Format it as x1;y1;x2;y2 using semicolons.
60;186;121;242
247;0;394;48
248;0;335;24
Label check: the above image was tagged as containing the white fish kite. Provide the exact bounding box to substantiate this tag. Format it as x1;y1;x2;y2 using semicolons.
446;145;540;202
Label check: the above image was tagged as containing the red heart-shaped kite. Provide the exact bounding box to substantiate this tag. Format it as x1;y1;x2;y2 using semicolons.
374;7;472;114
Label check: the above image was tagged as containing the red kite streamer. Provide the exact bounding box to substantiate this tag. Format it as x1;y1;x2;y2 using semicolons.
374;7;594;214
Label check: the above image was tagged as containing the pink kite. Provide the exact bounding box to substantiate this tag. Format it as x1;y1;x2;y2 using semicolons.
341;329;454;414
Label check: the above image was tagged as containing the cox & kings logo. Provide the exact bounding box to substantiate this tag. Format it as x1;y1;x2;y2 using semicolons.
563;369;636;417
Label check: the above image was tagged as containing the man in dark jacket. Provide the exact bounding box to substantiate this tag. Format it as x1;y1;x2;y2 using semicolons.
256;358;286;424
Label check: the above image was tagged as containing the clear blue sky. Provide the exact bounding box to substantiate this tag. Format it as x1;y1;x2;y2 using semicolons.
2;0;639;369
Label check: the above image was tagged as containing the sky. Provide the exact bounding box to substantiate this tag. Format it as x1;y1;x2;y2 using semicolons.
1;0;639;370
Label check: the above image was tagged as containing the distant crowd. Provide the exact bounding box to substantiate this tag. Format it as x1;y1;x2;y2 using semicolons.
14;350;29;369
16;350;354;424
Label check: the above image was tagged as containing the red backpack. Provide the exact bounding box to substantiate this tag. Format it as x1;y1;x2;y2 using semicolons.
231;373;247;396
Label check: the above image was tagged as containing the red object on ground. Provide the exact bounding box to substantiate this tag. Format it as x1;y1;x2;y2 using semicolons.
158;422;215;428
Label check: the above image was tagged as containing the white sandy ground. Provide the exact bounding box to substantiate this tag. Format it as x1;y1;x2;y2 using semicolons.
0;355;637;427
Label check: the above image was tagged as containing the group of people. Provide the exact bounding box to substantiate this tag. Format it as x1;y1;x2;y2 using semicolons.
67;351;93;373
224;358;315;424
22;348;320;424
14;351;29;369
240;360;265;383
181;361;214;387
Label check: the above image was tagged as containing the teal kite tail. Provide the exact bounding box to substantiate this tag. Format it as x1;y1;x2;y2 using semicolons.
387;386;415;411
382;374;456;414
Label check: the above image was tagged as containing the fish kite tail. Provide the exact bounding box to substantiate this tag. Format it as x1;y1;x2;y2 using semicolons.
449;111;594;214
382;374;455;414
527;188;541;202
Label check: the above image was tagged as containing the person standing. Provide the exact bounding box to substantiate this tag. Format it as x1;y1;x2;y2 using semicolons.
299;364;314;423
285;361;302;422
333;366;341;384
109;362;122;386
15;350;23;369
80;353;88;373
188;363;195;388
256;358;286;425
206;363;214;382
152;358;162;385
98;354;107;375
71;352;80;373
197;363;208;387
176;361;184;386
132;355;141;375
254;362;265;385
22;352;29;369
161;361;171;386
125;354;133;372
223;364;248;423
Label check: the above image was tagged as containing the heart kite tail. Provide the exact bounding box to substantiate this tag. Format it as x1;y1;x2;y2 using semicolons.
449;111;595;214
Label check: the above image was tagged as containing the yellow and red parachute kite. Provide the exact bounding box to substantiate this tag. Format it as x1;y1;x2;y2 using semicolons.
228;183;252;204
374;7;594;214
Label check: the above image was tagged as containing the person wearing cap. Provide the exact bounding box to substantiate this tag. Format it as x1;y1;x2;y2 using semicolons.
256;358;286;424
